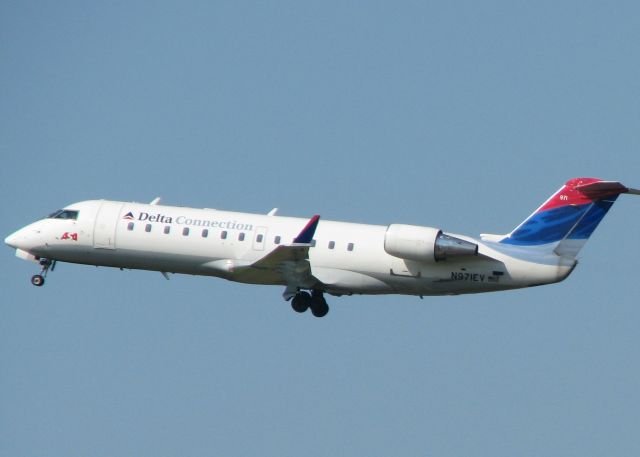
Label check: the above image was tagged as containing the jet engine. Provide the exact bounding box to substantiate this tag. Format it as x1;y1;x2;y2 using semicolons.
384;224;478;262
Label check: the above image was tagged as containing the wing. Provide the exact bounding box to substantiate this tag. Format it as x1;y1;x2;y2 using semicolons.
231;215;322;293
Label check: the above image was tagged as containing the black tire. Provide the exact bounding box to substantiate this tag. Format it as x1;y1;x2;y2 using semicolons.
310;297;329;318
31;275;45;287
291;292;311;313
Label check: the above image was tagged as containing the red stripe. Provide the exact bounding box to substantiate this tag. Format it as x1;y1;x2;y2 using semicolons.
537;178;602;212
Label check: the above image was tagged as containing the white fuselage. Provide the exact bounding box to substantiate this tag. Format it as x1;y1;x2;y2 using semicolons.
6;199;576;297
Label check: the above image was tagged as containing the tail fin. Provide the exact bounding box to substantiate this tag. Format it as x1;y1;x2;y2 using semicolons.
499;178;638;258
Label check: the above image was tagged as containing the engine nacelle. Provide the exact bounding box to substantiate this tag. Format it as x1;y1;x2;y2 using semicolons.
384;224;478;262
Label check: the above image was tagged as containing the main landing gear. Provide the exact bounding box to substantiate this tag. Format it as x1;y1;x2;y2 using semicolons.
291;290;329;318
31;258;56;287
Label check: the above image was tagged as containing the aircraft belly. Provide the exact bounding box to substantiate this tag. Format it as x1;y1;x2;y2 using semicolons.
312;267;394;294
51;247;225;278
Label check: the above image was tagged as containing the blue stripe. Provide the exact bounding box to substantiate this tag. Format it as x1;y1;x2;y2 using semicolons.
502;196;618;246
567;197;617;239
502;204;590;246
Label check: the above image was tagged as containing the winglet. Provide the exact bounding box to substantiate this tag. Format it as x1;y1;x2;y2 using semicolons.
293;215;320;244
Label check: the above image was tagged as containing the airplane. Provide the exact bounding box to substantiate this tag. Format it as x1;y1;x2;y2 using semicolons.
5;178;639;317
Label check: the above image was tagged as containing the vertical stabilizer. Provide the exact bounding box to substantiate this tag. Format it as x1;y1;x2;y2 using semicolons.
500;178;633;258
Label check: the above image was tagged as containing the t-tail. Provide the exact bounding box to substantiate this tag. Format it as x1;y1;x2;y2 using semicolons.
486;178;640;258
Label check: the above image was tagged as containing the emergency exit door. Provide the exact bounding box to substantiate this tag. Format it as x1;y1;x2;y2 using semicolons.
253;226;267;251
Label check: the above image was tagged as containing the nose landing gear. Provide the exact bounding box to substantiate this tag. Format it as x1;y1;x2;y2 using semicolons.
290;289;329;317
31;258;55;287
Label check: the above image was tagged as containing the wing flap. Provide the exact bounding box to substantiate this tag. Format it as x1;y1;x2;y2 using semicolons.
231;215;322;289
250;244;311;269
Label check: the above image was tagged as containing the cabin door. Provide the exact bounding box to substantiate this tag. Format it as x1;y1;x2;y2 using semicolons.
93;201;124;249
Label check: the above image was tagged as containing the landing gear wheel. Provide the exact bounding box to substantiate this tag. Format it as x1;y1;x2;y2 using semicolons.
291;292;311;313
310;296;329;318
30;258;54;286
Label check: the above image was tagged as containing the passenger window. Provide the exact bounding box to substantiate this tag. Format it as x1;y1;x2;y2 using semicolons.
347;242;354;251
127;222;134;231
145;224;152;233
239;233;245;241
164;226;170;234
274;236;281;244
328;241;335;249
256;234;263;243
183;227;189;236
202;229;209;238
221;231;227;240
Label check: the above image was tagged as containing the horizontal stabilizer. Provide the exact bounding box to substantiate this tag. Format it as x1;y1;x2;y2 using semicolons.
480;233;507;243
574;180;632;199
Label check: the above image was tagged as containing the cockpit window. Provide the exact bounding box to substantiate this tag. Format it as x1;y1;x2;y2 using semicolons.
47;209;79;220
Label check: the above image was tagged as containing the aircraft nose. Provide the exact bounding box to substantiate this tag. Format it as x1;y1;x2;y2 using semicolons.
5;226;34;250
5;230;21;248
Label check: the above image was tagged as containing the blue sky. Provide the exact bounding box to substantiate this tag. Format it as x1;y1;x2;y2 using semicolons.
1;1;639;456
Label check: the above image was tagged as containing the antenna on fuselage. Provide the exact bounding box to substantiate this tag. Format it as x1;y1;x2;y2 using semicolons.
150;197;162;205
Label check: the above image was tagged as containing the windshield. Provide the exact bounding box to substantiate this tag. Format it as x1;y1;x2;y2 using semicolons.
47;209;79;220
